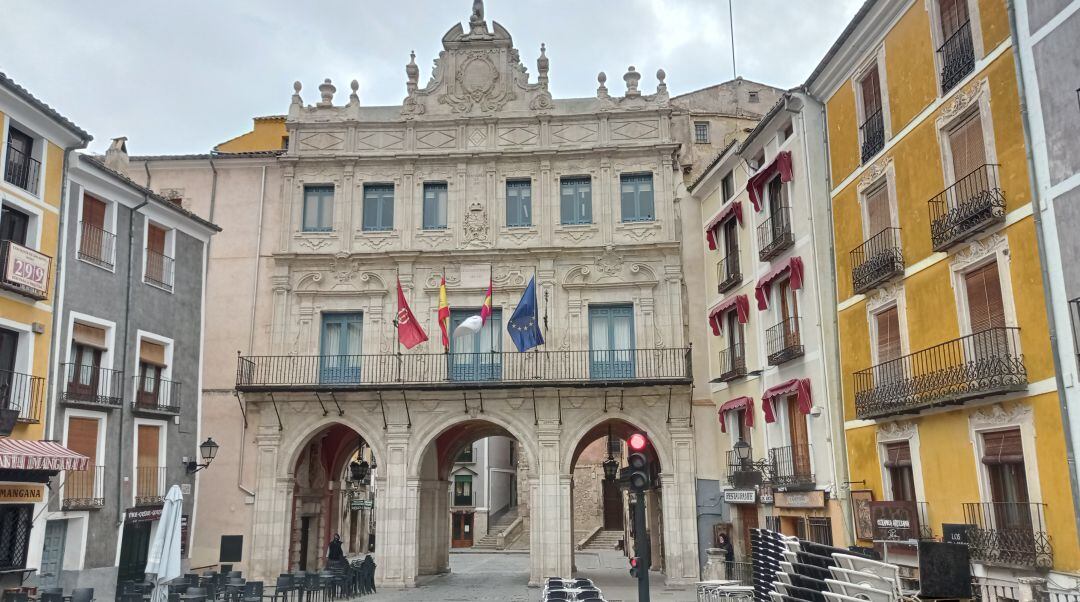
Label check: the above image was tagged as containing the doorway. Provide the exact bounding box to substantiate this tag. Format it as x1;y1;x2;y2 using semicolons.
602;480;624;530
451;512;474;548
118;521;152;583
39;520;66;589
734;505;758;561
298;517;311;571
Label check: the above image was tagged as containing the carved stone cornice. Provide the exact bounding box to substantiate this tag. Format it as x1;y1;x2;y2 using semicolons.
876;420;917;441
857;154;893;192
952;233;1007;271
937;78;988;127
970;402;1032;427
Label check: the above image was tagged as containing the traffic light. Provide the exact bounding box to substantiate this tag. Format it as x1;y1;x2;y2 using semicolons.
627;432;651;493
629;556;642;578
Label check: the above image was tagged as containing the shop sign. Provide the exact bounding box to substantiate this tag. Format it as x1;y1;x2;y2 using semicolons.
723;490;756;504
0;483;44;503
4;242;50;295
126;506;163;523
759;491;774;505
773;490;825;509
351;498;373;510
869;501;919;541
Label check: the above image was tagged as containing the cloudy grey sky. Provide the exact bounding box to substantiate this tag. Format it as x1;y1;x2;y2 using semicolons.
2;0;863;155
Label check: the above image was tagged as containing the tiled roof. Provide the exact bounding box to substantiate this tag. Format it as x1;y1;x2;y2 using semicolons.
129;150;284;161
687;139;740;193
0;71;92;142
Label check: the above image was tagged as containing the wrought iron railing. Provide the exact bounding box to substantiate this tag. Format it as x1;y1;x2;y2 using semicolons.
972;577;1020;602
963;502;1053;569
938;20;976;93
60;363;124;408
929;163;1005;251
725;449;765;488
131;375;181;414
0;239;51;301
0;368;45;423
78;222;117;270
63;465;105;509
145;248;174;291
717;343;746;382
717;251;741;294
757;206;793;262
236;348;691;390
851;227;904;294
765;317;803;366
4;143;41;195
768;444;814;488
854;327;1026;419
860;108;885;164
134;466;167;506
722;560;753;586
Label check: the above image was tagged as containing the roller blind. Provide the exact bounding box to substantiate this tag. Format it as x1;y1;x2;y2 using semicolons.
865;184;891;237
860;67;882;116
147;223;167;254
982;428;1024;465
883;441;912;468
140;340;167;367
876;307;902;362
72;323;108;349
82;194;106;229
965;262;1006;333
67;417;99;465
949;112;987;182
939;0;970;38
137;424;160;468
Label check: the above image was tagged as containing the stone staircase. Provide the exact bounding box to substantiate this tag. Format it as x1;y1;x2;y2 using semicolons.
471;509;520;550
582;529;623;551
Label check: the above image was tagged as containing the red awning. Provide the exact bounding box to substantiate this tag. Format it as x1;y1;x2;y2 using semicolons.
748;151;794;212
704;201;744;250
708;295;750;335
761;378;812;423
718;396;755;432
0;439;89;472
755;256;804;310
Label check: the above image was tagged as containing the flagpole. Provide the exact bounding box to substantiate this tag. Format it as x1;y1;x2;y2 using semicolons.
395;268;402;383
489;264;495;358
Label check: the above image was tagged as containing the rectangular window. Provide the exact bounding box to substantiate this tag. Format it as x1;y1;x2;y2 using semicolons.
695;122;710;144
982;428;1032;529
506;180;532;227
449;308;502;381
453;475;473;506
66;416;102;505
621;174;655;222
458;446;474;463
589;304;635;379
137;340;167;409
67;332;104;402
721;172;734;201
560;177;592;225
0;205;30;246
965;262;1006;333
422;182;448;230
302;185;334;232
79;193;113;267
939;0;970;38
320;313;363;384
782;122;794;141
144;223;173;290
4;126;39;195
883;441;916;501
807;517;833;546
136;424;163;504
949;112;987;182
0;505;32;571
875;307;902;363
607;436;622;456
860;67;883;118
362;184;395;232
865;183;891;238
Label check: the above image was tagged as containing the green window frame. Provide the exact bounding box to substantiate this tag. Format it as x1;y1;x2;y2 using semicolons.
560;177;592;225
506;179;532;227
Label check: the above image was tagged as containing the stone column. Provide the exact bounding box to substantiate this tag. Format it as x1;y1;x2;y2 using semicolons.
529;419;570;585
416;479;449;575
375;427;413;587
249;425;290;582
660;421;701;585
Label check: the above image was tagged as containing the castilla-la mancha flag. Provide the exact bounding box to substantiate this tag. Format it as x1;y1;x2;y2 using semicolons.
396;279;428;350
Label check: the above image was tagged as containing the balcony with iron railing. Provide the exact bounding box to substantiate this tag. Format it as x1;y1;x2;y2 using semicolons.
854;327;1026;419
4;143;41;195
131;375;181;414
0;240;51;301
963;502;1053;569
929;164;1005;251
0;368;45;424
766;317;804;366
757;206;794;262
60;364;124;409
725;449;765;488
938;20;976;93
78;222;117;270
145;248;174;292
860;108;886;164
134;466;167;506
63;465;105;510
717;343;746;383
716;252;741;294
768;444;815;489
236;348;692;392
851;227;904;294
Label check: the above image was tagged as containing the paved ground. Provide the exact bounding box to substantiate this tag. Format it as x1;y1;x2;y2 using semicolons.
366;551;697;601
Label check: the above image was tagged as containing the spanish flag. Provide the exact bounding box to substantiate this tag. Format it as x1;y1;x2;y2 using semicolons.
480;279;493;325
438;276;451;348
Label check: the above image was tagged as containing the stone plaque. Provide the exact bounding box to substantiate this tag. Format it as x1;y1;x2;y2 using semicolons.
773;490;825;509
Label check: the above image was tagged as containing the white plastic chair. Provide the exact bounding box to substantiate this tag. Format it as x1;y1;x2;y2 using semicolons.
828;567;899;598
825;578;895;602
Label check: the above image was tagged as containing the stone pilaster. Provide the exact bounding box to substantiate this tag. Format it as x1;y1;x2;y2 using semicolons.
376;427;413;587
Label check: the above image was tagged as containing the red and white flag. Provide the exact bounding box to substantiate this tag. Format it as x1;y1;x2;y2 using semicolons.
396;279;428;350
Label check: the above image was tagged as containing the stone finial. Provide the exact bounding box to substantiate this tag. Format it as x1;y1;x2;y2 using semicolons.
291;81;302;105
105;136;129;174
406;51;419;93
623;66;641;97
349;80;360;105
537;43;549;88
597;72;609;98
656;68;667;94
318;78;336;107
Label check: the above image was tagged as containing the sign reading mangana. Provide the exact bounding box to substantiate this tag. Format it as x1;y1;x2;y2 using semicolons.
0;483;44;503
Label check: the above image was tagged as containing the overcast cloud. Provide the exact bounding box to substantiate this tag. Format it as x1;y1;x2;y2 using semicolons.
1;0;863;155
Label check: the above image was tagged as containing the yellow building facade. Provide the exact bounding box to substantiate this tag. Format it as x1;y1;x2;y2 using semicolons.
807;0;1079;583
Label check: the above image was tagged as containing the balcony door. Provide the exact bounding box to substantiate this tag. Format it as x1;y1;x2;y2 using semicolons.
589;305;635;379
865;184;891;239
0;205;29;246
449;309;501;381
939;0;970;40
768;177;785;238
784;395;812;480
0;328;17;410
320;313;363;384
724;218;739;262
778;279;800;348
965;262;1008;362
949;112;987;184
79;194;109;264
874;307;902;387
135;424;162;505
66;417;100;504
982;429;1032;530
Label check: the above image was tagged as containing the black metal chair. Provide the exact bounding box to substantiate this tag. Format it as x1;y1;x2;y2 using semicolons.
301;574;321;602
240;582;263;602
2;593;28;602
70;589;95;602
39;592;64;602
178;588;205;602
271;575;294;602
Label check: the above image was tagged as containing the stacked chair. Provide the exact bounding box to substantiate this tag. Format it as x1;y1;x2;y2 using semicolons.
542;577;605;601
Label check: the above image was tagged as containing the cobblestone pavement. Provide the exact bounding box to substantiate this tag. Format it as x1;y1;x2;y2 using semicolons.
365;551;696;601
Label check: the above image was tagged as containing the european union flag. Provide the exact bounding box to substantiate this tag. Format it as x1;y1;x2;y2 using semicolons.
508;276;544;352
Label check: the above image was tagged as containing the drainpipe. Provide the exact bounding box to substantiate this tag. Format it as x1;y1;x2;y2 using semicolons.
1006;0;1080;535
46;142;87;443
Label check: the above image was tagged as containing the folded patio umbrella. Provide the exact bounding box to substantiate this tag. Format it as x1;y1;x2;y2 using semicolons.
146;485;184;602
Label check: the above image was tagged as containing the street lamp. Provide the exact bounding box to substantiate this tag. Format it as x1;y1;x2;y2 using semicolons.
185;437;219;474
602;425;619;481
350;460;370;484
733;438;751;462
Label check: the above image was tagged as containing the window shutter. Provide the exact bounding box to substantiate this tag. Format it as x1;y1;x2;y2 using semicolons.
876;307;902;362
724;220;739;256
939;0;970;38
140;340;167;367
883;441;912;468
965;262;1006;333
949;112;987;182
82;195;107;229
865;184;891;237
72;323;108;349
67;417;99;465
137;424;160;468
982;429;1024;465
860;67;882;116
147;224;167;254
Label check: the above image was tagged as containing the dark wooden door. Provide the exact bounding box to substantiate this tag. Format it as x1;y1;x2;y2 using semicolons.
735;505;758;561
118;521;152;583
602;480;624;530
786;395;812;478
451;512;474;548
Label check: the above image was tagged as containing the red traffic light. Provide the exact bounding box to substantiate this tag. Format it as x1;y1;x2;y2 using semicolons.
628;432;648;451
629;556;641;578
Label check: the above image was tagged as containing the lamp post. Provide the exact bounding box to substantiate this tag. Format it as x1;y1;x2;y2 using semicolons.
733;438;751;462
602;425;620;481
184;437;219;474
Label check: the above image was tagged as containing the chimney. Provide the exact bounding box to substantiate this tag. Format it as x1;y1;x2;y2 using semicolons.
104;137;129;174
